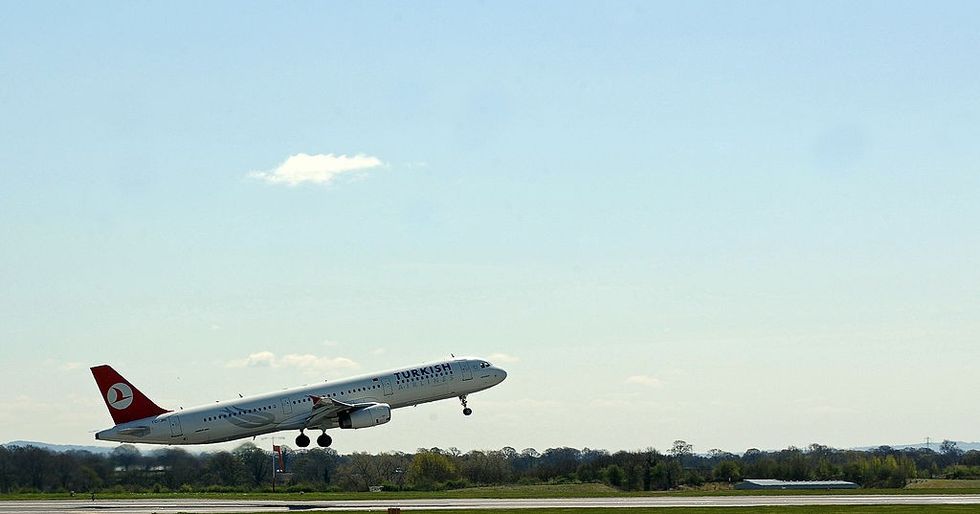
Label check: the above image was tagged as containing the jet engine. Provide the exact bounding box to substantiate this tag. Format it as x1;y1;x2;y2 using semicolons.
339;403;391;429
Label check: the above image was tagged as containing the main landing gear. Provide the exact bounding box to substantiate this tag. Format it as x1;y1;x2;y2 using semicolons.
295;431;310;448
295;430;333;448
459;395;472;416
317;431;332;448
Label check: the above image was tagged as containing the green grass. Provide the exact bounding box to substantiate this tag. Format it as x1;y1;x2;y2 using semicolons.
906;479;980;489
214;508;980;514
3;482;980;500
432;482;980;497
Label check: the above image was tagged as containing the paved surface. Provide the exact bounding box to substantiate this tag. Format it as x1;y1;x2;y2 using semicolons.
3;495;980;513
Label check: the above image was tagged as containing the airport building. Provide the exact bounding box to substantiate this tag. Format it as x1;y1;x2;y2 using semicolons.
735;479;859;490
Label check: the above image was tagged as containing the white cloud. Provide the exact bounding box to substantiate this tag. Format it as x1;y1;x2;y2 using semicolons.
226;351;359;374
487;352;520;363
626;374;663;388
227;350;277;368
249;153;384;186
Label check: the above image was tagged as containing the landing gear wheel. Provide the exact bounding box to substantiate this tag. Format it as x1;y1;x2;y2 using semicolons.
296;432;310;448
317;433;332;447
459;395;471;416
463;407;473;416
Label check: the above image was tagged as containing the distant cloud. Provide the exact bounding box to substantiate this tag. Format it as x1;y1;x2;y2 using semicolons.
226;351;359;374
227;351;277;368
371;348;386;356
43;359;83;372
487;352;520;364
249;153;384;186
626;374;663;388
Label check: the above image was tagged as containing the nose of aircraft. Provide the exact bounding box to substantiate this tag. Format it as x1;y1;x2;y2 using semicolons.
494;366;508;383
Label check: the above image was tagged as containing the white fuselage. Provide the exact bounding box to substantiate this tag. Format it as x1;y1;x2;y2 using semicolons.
95;357;506;445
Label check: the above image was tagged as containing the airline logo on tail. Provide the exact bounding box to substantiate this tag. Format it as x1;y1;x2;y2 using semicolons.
106;383;133;410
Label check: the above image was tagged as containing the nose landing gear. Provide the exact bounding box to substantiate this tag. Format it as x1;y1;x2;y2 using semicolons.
459;395;472;416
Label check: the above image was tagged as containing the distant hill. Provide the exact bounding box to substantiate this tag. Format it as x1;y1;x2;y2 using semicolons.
2;440;117;455
854;441;980;452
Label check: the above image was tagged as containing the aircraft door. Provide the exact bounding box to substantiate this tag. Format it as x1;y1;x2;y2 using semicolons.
382;378;393;396
169;415;183;437
461;360;473;381
281;397;292;416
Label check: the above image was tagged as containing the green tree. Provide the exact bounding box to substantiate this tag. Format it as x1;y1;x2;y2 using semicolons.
962;451;980;466
408;451;458;488
202;451;245;487
649;460;682;490
712;460;741;483
602;464;625;488
111;445;142;472
940;440;964;466
460;450;511;485
234;443;271;488
669;440;693;459
681;469;705;487
156;448;201;490
291;448;340;487
575;462;598;482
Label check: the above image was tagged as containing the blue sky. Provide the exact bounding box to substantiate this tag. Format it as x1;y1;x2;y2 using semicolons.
1;2;978;453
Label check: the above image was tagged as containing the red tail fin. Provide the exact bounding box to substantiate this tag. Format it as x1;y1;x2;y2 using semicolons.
91;365;169;425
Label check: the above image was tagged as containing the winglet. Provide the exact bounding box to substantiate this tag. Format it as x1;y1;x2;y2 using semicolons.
91;365;169;425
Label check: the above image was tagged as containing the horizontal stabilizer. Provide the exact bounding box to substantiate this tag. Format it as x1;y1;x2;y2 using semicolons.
117;427;151;437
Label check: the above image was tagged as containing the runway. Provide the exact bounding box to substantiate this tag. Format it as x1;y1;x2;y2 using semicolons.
3;495;980;513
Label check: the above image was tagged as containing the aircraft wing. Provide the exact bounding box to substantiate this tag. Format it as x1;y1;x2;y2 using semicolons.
303;395;358;429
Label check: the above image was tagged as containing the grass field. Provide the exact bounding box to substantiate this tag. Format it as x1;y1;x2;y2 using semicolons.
906;479;980;489
3;482;980;500
218;508;980;514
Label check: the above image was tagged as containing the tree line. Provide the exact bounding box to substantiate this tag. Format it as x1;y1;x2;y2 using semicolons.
1;440;977;494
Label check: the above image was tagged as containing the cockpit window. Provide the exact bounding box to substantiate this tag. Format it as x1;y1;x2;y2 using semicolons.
480;361;491;368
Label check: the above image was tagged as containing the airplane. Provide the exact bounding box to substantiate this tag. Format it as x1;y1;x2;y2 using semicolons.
91;356;507;448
